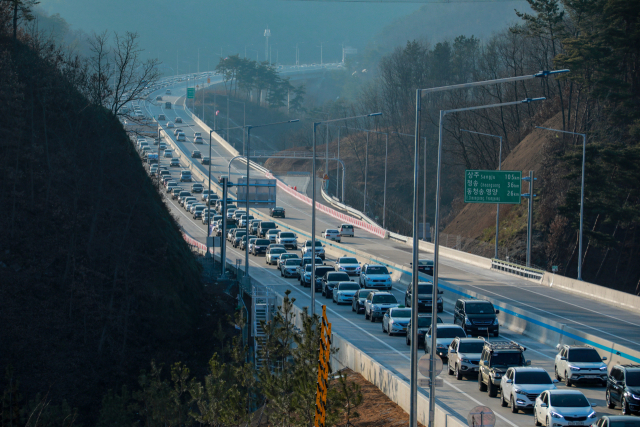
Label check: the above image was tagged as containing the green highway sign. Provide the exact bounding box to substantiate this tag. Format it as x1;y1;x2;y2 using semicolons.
464;170;522;204
187;88;195;99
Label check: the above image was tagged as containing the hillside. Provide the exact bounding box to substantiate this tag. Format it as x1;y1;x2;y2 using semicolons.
0;26;228;422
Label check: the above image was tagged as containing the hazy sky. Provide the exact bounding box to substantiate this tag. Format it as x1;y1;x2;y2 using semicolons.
37;0;422;70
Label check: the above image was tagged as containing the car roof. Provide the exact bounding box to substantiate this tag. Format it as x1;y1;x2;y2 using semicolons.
436;323;463;328
511;366;547;372
457;337;485;342
366;264;386;268
371;291;393;296
547;389;584;395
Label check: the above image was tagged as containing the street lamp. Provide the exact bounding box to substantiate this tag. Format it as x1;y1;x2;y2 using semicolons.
243;119;300;289
460;129;503;259
411;69;568;427
311;112;381;316
536;126;586;280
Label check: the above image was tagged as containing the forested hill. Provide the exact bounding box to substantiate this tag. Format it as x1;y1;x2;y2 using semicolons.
0;11;207;422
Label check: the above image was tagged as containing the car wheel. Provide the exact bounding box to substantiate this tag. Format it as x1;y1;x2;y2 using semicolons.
280;270;283;277
547;417;551;427
622;397;630;416
500;391;508;407
455;364;463;380
510;394;518;413
565;371;572;387
370;313;376;323
478;374;487;392
352;302;356;312
534;411;541;426
364;310;369;320
606;390;615;409
448;361;454;376
321;288;325;296
382;323;386;333
555;366;561;381
405;297;409;307
406;334;410;346
488;380;498;397
493;330;499;337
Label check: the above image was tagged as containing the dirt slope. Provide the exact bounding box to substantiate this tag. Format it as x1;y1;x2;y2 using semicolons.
442;112;564;239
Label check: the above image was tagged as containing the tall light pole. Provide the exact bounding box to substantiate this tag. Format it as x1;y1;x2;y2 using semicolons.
460;129;503;259
264;27;271;63
411;69;568;427
536;126;586;280
243;119;300;290
311;112;382;316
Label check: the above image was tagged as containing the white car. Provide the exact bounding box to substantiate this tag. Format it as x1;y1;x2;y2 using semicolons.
301;240;325;260
447;337;484;380
500;367;558;413
164;150;173;158
359;264;392;290
266;229;280;243
381;307;412;335
335;256;361;276
194;136;204;144
554;345;608;387
266;247;287;265
194;132;202;138
167;121;174;128
332;282;360;305
322;229;341;242
177;132;186;141
534;389;597;427
424;324;466;358
276;232;297;249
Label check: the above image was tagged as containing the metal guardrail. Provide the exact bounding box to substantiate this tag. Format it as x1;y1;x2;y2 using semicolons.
250;150;338;159
491;258;545;281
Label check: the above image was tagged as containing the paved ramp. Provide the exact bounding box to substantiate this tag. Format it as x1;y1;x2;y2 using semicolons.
275;173;310;194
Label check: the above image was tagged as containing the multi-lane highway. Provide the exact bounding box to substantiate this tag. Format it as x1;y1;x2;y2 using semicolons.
134;72;640;426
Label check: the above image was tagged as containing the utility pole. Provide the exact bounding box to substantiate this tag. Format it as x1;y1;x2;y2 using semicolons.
523;171;536;267
198;47;200;73
264;27;270;63
364;131;369;215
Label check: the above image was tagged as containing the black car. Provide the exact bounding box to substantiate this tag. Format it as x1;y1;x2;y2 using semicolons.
453;299;500;337
252;239;271;256
417;259;434;276
201;157;210;165
404;281;443;313
322;271;351;298
606;365;640;416
313;266;336;291
270;206;286;218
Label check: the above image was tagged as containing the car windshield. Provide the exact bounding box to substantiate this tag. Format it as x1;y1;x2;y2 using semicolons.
435;327;465;339
268;230;279;234
340;258;358;264
270;248;286;254
372;295;397;304
327;230;338;233
417;317;442;327
417;284;433;294
328;273;349;281
261;222;275;228
305;265;313;272
286;259;302;266
305;241;323;247
280;232;295;238
367;266;389;274
256;240;270;245
610;420;640;427
465;302;495;314
550;393;589;407
627;371;640;387
419;260;433;266
568;349;602;363
458;342;485;353
338;283;360;291
235;231;246;237
514;371;552;384
490;352;524;367
358;290;375;299
392;309;412;318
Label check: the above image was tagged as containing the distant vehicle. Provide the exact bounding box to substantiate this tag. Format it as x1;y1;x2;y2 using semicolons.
165;101;172;109
322;229;341;242
191;150;201;158
167;121;174;128
158;114;166;121
156;96;163;101
191;183;203;193
335;257;361;276
270;206;285;218
164;150;173;158
166;89;171;95
174;117;183;123
180;170;192;182
177;133;186;141
170;158;180;167
194;136;204;144
338;224;354;237
201;157;210;165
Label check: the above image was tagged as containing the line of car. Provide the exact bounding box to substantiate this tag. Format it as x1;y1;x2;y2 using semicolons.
138;88;640;427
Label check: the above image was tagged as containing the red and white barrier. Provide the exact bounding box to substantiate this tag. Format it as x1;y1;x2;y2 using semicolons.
264;172;387;239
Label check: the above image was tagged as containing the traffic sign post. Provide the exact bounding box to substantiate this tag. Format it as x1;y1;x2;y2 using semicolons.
187;88;195;99
464;170;522;204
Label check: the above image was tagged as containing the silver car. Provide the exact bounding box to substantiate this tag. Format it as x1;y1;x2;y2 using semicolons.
382;307;412;336
332;282;360;305
424;324;467;358
447;337;484;379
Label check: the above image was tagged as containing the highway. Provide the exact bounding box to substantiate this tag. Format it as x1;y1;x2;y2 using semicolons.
134;71;640;426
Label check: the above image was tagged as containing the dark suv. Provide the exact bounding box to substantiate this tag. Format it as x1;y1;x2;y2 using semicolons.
404;281;443;313
478;339;530;397
322;271;351;298
606;365;640;416
453;299;500;337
